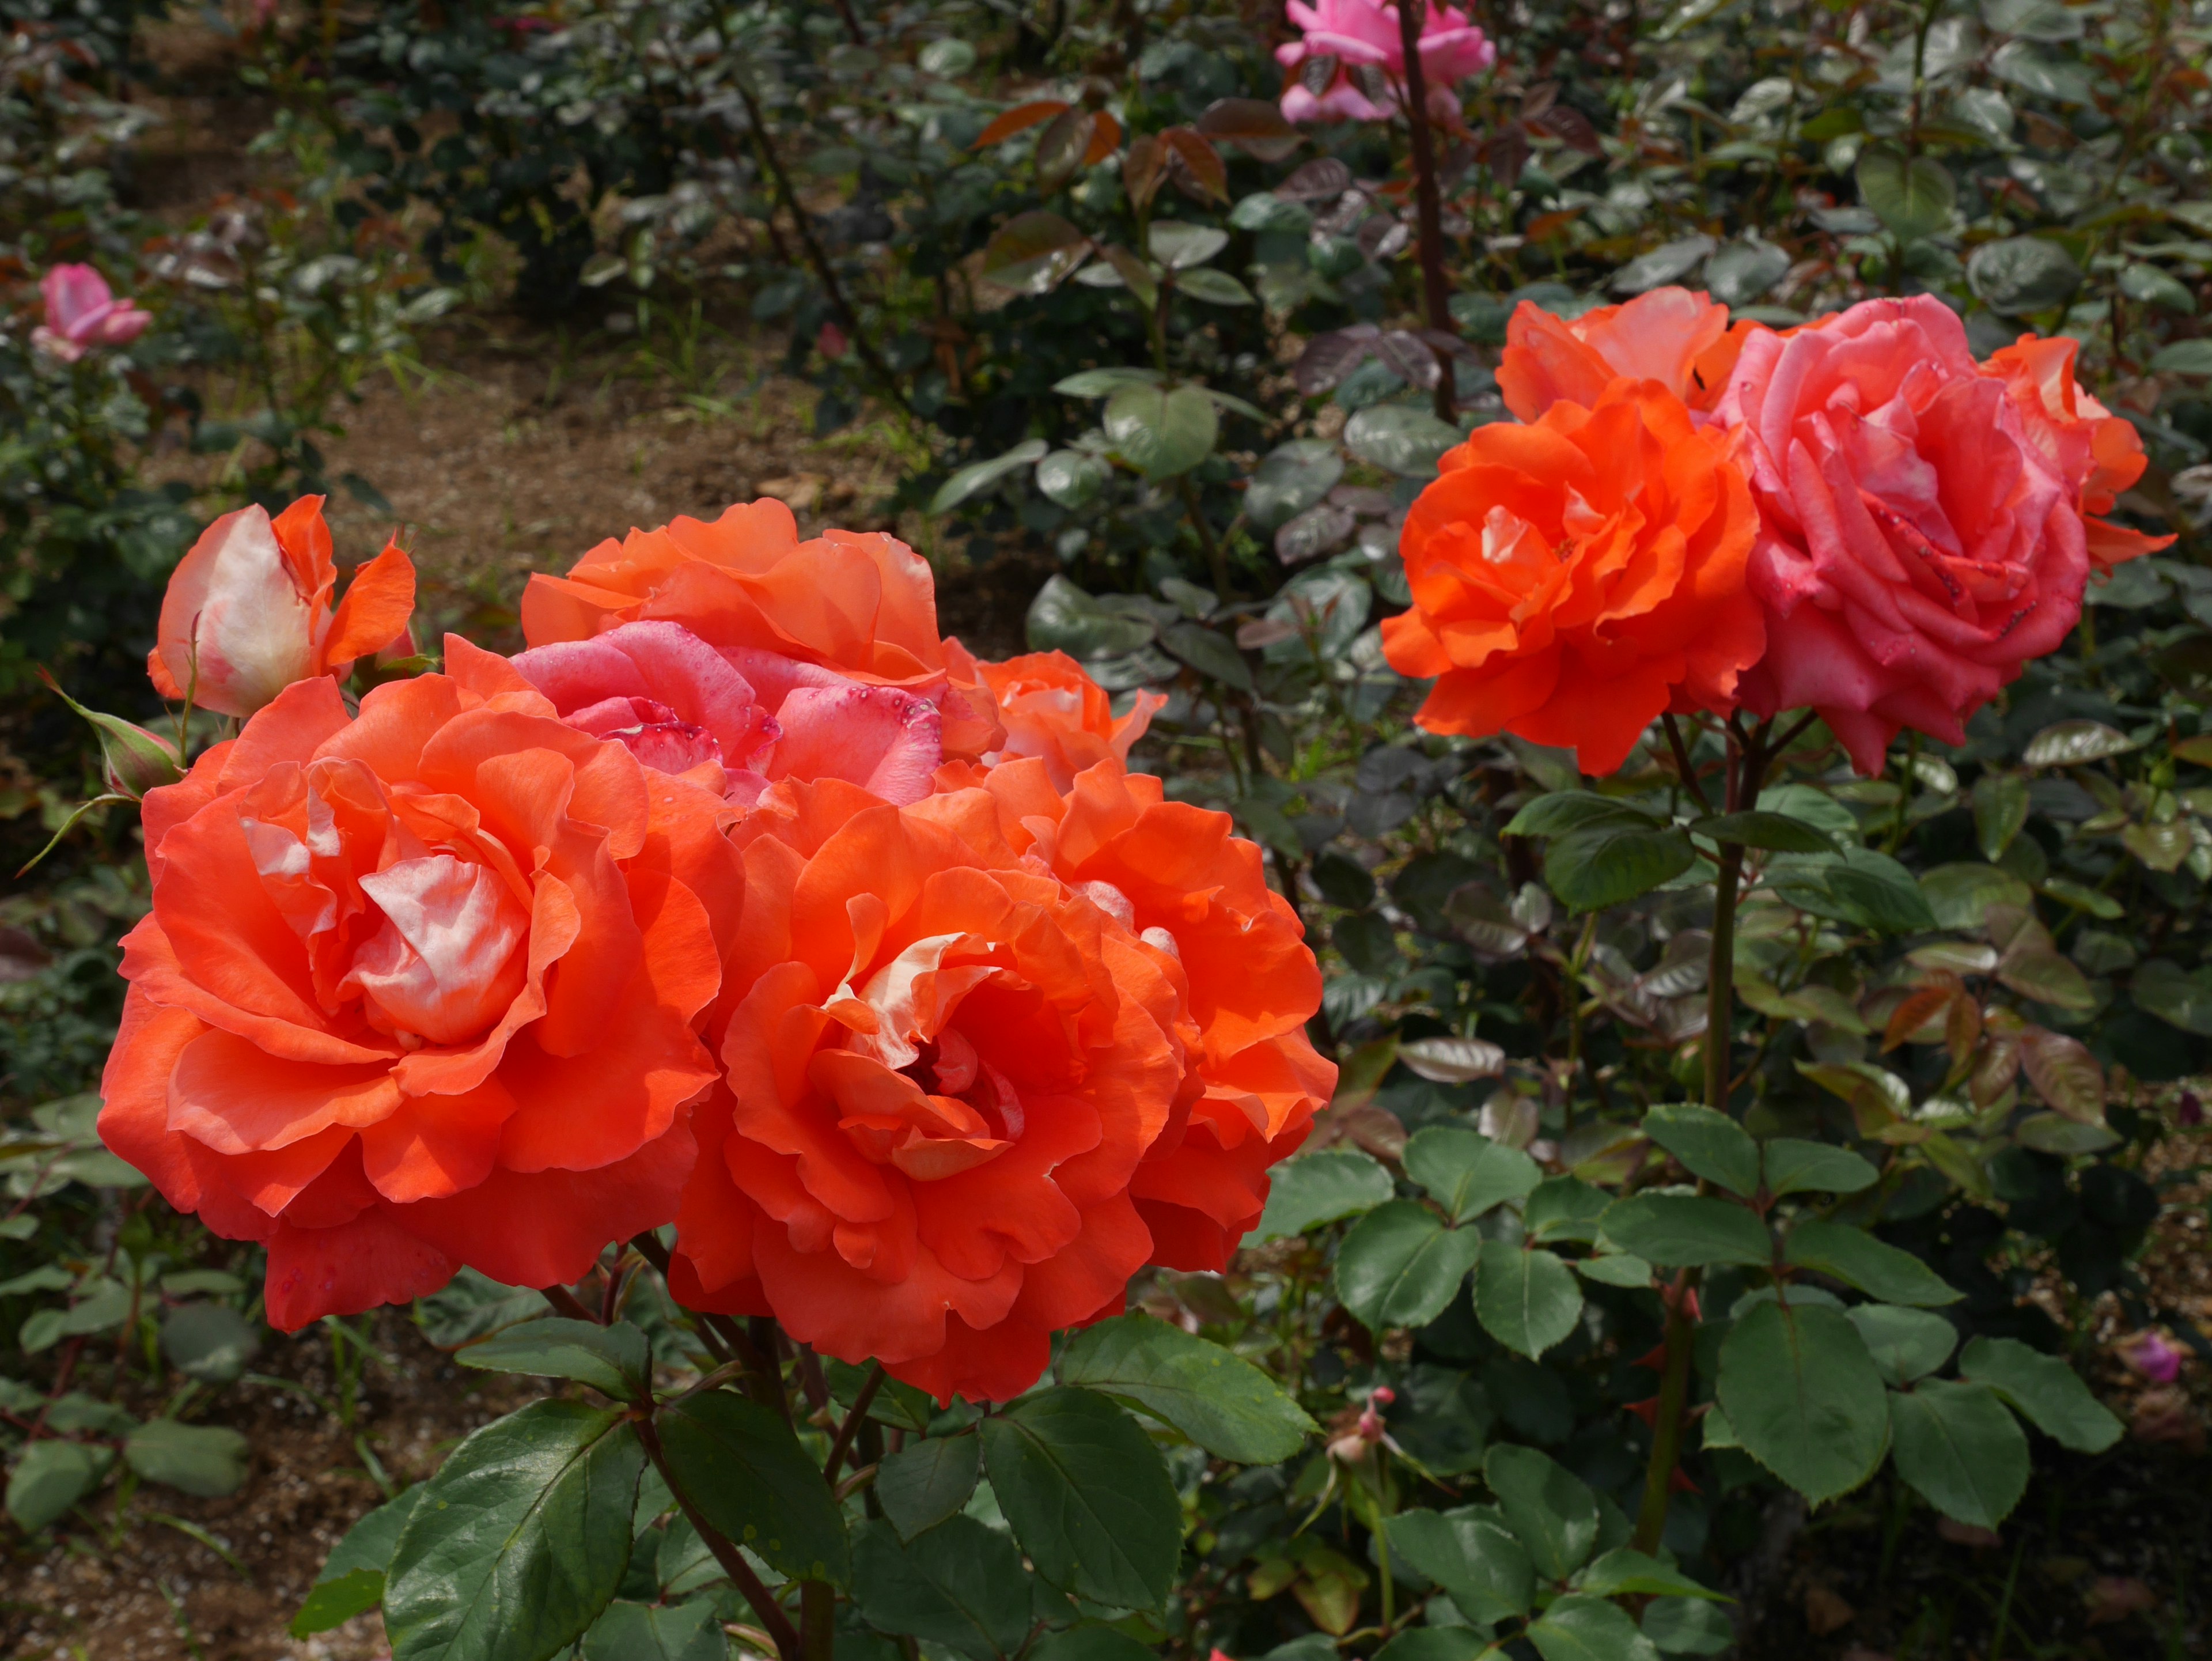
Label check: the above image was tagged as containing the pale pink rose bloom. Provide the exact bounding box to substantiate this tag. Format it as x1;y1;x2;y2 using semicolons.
1275;0;1494;125
1712;296;2090;775
509;618;944;807
33;263;152;363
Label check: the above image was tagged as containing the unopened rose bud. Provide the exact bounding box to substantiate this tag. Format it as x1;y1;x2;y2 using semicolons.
36;669;183;800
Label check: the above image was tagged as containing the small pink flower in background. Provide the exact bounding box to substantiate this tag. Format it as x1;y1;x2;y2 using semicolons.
1275;0;1494;125
33;263;152;364
816;320;849;359
2120;1330;2184;1384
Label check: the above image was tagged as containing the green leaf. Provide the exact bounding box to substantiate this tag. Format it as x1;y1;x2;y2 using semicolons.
1246;440;1345;531
1373;1630;1491;1661
1030;1625;1162;1661
1474;1240;1584;1359
1783;1219;1961;1307
1642;1596;1734;1655
930;440;1050;514
2152;339;2212;376
1762;1139;1878;1197
385;1400;644;1661
1484;1444;1600;1580
1160;621;1253;690
1919;863;2035;930
1147;222;1229;268
1053;368;1165;396
458;1318;652;1403
876;1433;981;1542
1770;847;1936;932
1845;1305;1959;1387
1972;772;2029;861
581;1598;726;1661
1529;1592;1663;1661
1857;147;1955;241
1641;1105;1761;1197
2024;720;2138;767
1546;824;1697;911
1103;384;1218;478
1888;1380;2031;1530
852;1516;1039;1660
1967;236;2085;315
657;1387;850;1585
1403;1126;1542;1221
1383;1506;1534;1624
1575;1548;1728;1601
1575;1252;1653;1288
292;1485;426;1636
1795;1060;1911;1134
1251;1149;1395;1241
1525;1176;1613;1244
1598;1195;1771;1268
1688;811;1836;853
1715;1301;1890;1505
1057;1313;1317;1463
1035;448;1111;510
161;1301;260;1384
1343;404;1464;476
1336;1202;1483;1330
6;1440;109;1531
2130;958;2212;1036
1177;267;1257;306
979;1388;1180;1610
124;1419;251;1497
1506;790;1663;837
1957;1337;2123;1452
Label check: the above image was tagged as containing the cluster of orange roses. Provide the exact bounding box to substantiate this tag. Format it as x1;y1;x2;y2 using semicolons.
1383;287;2169;775
99;498;1333;1402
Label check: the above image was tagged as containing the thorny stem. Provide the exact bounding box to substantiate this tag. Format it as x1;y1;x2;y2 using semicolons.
635;1412;801;1661
1631;721;1775;1555
1661;713;1714;815
1393;0;1459;422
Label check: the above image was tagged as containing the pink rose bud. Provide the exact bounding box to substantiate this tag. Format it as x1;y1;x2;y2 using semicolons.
2122;1331;2183;1385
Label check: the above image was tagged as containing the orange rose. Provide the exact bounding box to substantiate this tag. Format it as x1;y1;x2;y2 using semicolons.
965;756;1334;1269
149;496;415;718
1381;378;1765;775
1983;334;2175;572
1498;287;1760;421
670;775;1196;1402
98;645;730;1328
519;498;1002;761
973;650;1166;791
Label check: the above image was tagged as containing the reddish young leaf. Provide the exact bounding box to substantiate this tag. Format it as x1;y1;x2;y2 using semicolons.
972;100;1070;150
1163;127;1228;203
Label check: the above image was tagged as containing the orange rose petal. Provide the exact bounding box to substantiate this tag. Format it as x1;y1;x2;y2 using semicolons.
358;1077;520;1204
263;1209;454;1331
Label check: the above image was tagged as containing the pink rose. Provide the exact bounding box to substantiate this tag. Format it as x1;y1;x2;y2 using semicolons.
1275;0;1494;125
34;263;152;363
1714;297;2089;774
507;618;943;807
2120;1330;2183;1385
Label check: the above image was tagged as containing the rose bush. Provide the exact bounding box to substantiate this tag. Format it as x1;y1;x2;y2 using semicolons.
99;648;731;1327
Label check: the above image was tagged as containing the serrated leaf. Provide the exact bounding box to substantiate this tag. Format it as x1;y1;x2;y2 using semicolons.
1641;1104;1761;1197
1690;811;1836;853
1770;846;1936;932
458;1318;651;1402
1957;1337;2122;1452
1343;404;1463;476
1384;1507;1533;1624
930;440;1050;514
876;1433;980;1542
1103;384;1217;478
1397;1036;1508;1083
1403;1126;1540;1221
385;1401;643;1661
658;1388;849;1584
581;1598;726;1661
1783;1219;1961;1307
1762;1139;1878;1197
1546;824;1697;911
1530;1594;1662;1661
1245;440;1345;531
1147;222;1229;269
1176;267;1257;306
1716;1301;1890;1505
2130;958;2212;1035
1574;1547;1728;1601
293;1486;426;1636
980;1388;1180;1610
1599;1194;1772;1267
1888;1380;2030;1529
1506;790;1663;837
124;1419;251;1497
982;210;1092;293
1485;1444;1600;1580
162;1301;260;1384
1251;1149;1394;1240
1160;620;1252;690
1846;1306;1959;1387
1525;1176;1613;1244
2024;720;2138;767
1796;1060;1911;1134
1968;236;2085;316
1474;1240;1583;1359
1057;1313;1316;1463
6;1440;109;1531
1335;1202;1482;1330
852;1516;1037;1660
1973;772;2029;860
1857;147;1955;241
